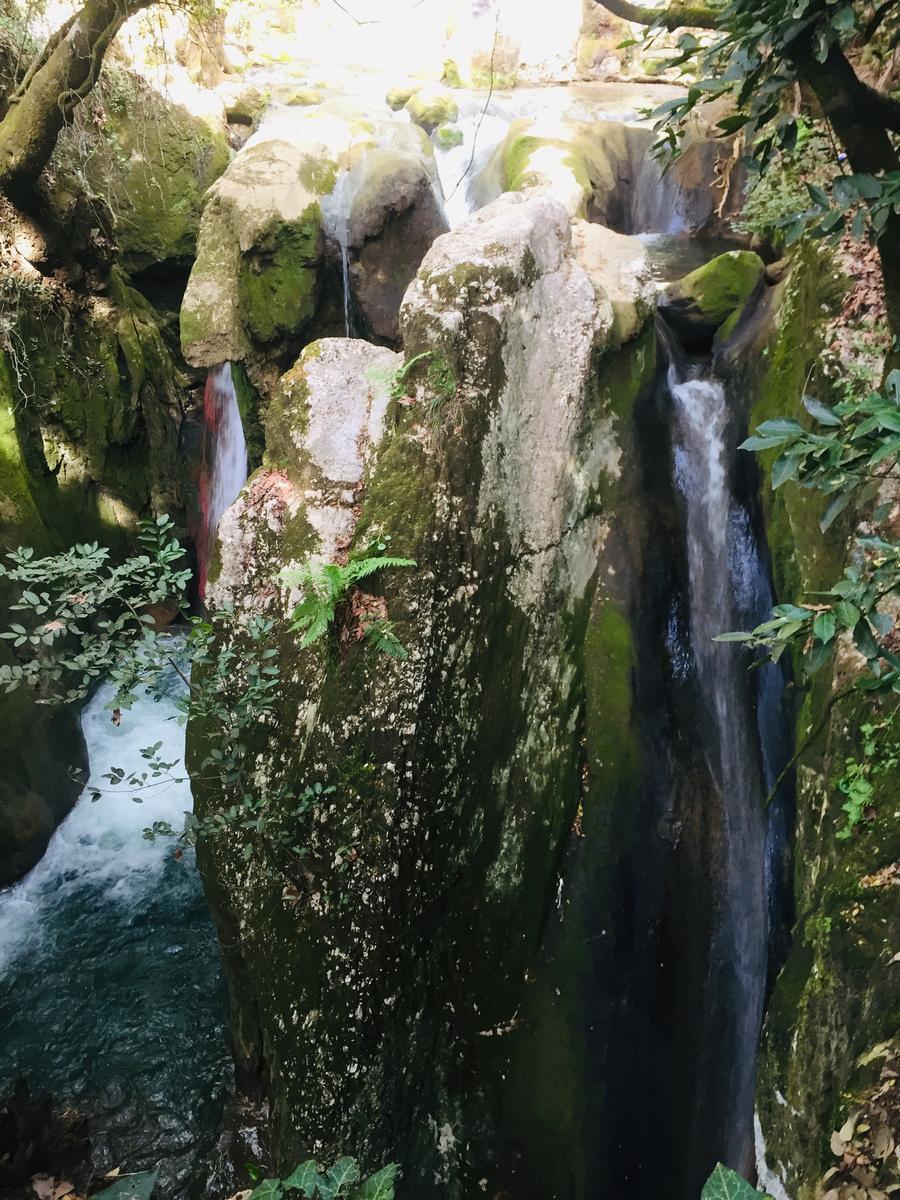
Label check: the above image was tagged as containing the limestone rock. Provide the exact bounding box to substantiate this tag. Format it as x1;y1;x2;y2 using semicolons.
344;149;448;343
182;101;445;374
191;190;657;1193
659;250;765;345
208;338;399;610
478;113;744;234
180;138;325;367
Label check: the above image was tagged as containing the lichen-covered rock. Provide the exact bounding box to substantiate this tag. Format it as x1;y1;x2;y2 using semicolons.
659;250;765;345
404;87;459;134
180;138;325;368
51;70;230;272
191;191;656;1195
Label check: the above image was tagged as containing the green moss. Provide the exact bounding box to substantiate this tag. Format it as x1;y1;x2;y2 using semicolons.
239;207;322;344
405;90;459;134
434;123;464;150
0;355;56;552
664;250;765;333
54;69;231;271
284;88;323;107
386;85;418;111
441;59;463;88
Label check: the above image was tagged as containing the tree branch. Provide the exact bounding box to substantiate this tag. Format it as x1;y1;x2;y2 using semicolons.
593;0;720;30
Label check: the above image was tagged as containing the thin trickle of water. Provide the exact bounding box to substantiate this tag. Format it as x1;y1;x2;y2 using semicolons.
321;160;370;336
199;363;248;597
668;360;769;1173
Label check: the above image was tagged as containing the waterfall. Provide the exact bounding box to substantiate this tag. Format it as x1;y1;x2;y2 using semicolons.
198;363;248;598
667;354;770;1177
322;161;367;337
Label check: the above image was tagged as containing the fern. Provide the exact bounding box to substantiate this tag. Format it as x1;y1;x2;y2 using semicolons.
279;554;415;653
362;617;409;660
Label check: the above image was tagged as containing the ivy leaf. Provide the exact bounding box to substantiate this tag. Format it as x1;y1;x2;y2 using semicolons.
93;1171;159;1200
248;1181;284;1200
351;1165;399;1200
282;1162;321;1197
318;1157;361;1199
701;1163;768;1200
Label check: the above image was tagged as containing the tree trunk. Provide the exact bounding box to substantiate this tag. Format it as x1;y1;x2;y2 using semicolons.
796;39;900;373
0;0;150;199
595;0;720;29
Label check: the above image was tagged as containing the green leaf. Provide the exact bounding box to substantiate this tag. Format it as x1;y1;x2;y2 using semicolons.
820;489;852;532
282;1161;321;1197
94;1171;159;1200
802;394;841;426
805;183;829;210
813;612;836;643
352;1165;399;1200
248;1180;284;1200
318;1156;361;1198
701;1163;765;1200
830;4;856;31
834;600;861;628
853;620;880;660
771;452;800;488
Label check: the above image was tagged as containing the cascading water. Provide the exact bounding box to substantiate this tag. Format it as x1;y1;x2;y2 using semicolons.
198;363;248;597
667;355;770;1175
0;656;230;1192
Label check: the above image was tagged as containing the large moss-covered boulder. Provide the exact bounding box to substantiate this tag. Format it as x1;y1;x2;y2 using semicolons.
191;191;656;1196
51;69;230;273
0;353;87;886
736;246;900;1200
659;250;765;346
180;138;326;370
182;102;444;380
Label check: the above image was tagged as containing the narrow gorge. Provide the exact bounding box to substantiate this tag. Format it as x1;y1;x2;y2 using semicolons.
0;4;896;1200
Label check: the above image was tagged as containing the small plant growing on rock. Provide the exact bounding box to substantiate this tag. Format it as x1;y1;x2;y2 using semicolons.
245;1156;398;1200
280;549;415;659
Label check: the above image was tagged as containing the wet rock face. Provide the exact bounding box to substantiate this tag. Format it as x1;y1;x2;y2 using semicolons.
481;113;745;234
345;149;449;344
192;192;657;1195
0;267;186;885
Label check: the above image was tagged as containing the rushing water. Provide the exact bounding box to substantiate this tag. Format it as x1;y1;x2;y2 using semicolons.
0;662;231;1194
198;364;248;597
668;359;770;1174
